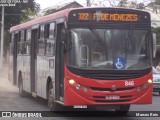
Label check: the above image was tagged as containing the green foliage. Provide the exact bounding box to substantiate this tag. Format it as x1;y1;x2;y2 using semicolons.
155;0;160;4
21;8;37;23
118;0;128;7
0;0;40;53
0;0;40;29
44;9;57;16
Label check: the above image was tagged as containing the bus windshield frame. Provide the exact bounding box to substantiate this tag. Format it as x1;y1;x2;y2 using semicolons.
66;27;152;70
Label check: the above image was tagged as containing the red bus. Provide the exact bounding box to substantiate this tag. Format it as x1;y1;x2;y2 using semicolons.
9;7;153;113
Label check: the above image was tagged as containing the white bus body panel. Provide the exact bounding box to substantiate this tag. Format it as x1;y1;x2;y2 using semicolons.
23;56;31;92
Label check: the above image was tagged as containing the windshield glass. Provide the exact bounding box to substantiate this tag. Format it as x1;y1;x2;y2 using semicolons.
67;28;151;70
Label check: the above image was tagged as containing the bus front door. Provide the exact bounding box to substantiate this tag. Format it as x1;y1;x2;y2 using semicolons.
30;29;38;94
55;23;65;102
13;33;18;85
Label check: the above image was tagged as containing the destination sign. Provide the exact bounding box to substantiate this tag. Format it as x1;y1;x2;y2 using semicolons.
78;13;138;22
69;9;150;23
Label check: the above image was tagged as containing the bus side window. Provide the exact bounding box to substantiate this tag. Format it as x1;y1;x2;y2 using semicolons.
40;24;45;39
46;40;55;56
24;29;31;55
44;24;50;38
38;24;45;55
45;22;56;56
49;22;55;39
14;33;19;42
38;39;45;55
18;31;25;55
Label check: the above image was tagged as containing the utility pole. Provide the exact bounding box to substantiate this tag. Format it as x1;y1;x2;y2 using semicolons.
87;0;91;7
0;6;4;69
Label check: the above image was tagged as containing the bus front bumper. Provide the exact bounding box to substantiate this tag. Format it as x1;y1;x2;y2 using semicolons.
64;85;152;106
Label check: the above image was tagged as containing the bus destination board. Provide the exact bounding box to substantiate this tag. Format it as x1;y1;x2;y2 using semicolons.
69;9;150;23
78;13;138;22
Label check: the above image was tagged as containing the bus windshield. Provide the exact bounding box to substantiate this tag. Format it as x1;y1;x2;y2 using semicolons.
67;28;151;70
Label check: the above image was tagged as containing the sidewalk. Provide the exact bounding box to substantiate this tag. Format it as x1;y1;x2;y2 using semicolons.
0;63;8;80
0;63;18;95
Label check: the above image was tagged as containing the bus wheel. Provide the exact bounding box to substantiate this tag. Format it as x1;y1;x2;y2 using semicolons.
115;105;130;115
19;75;26;97
47;82;61;111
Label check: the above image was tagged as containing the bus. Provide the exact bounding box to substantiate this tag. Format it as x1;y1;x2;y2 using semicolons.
9;7;153;113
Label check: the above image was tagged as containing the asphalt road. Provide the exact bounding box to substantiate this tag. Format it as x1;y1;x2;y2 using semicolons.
0;64;160;120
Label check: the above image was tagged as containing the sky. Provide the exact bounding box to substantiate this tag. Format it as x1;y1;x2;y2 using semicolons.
35;0;150;9
36;0;87;9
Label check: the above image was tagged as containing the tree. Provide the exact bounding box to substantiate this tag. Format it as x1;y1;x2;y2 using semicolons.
118;0;128;7
44;9;57;16
130;1;137;8
137;3;145;9
0;0;40;56
21;8;38;23
108;0;122;7
155;0;160;4
0;0;40;29
95;0;154;10
154;0;160;13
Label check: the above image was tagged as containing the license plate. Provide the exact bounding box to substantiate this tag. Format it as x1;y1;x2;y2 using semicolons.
106;95;120;100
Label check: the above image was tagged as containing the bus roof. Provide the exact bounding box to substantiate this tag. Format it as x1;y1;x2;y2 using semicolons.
10;7;150;32
10;8;73;32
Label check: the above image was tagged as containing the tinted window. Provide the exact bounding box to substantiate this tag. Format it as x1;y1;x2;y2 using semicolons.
38;40;45;55
24;41;30;54
46;40;55;56
49;22;55;39
45;24;50;38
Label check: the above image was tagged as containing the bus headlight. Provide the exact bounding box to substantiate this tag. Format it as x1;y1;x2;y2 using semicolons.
148;79;152;84
68;78;89;92
69;79;75;85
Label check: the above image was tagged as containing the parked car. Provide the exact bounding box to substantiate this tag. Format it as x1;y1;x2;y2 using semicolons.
152;66;160;95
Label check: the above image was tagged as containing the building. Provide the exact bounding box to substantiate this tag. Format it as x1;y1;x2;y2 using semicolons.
40;1;83;16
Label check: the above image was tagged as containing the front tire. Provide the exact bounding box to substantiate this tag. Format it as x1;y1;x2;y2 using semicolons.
47;82;62;111
115;105;130;115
